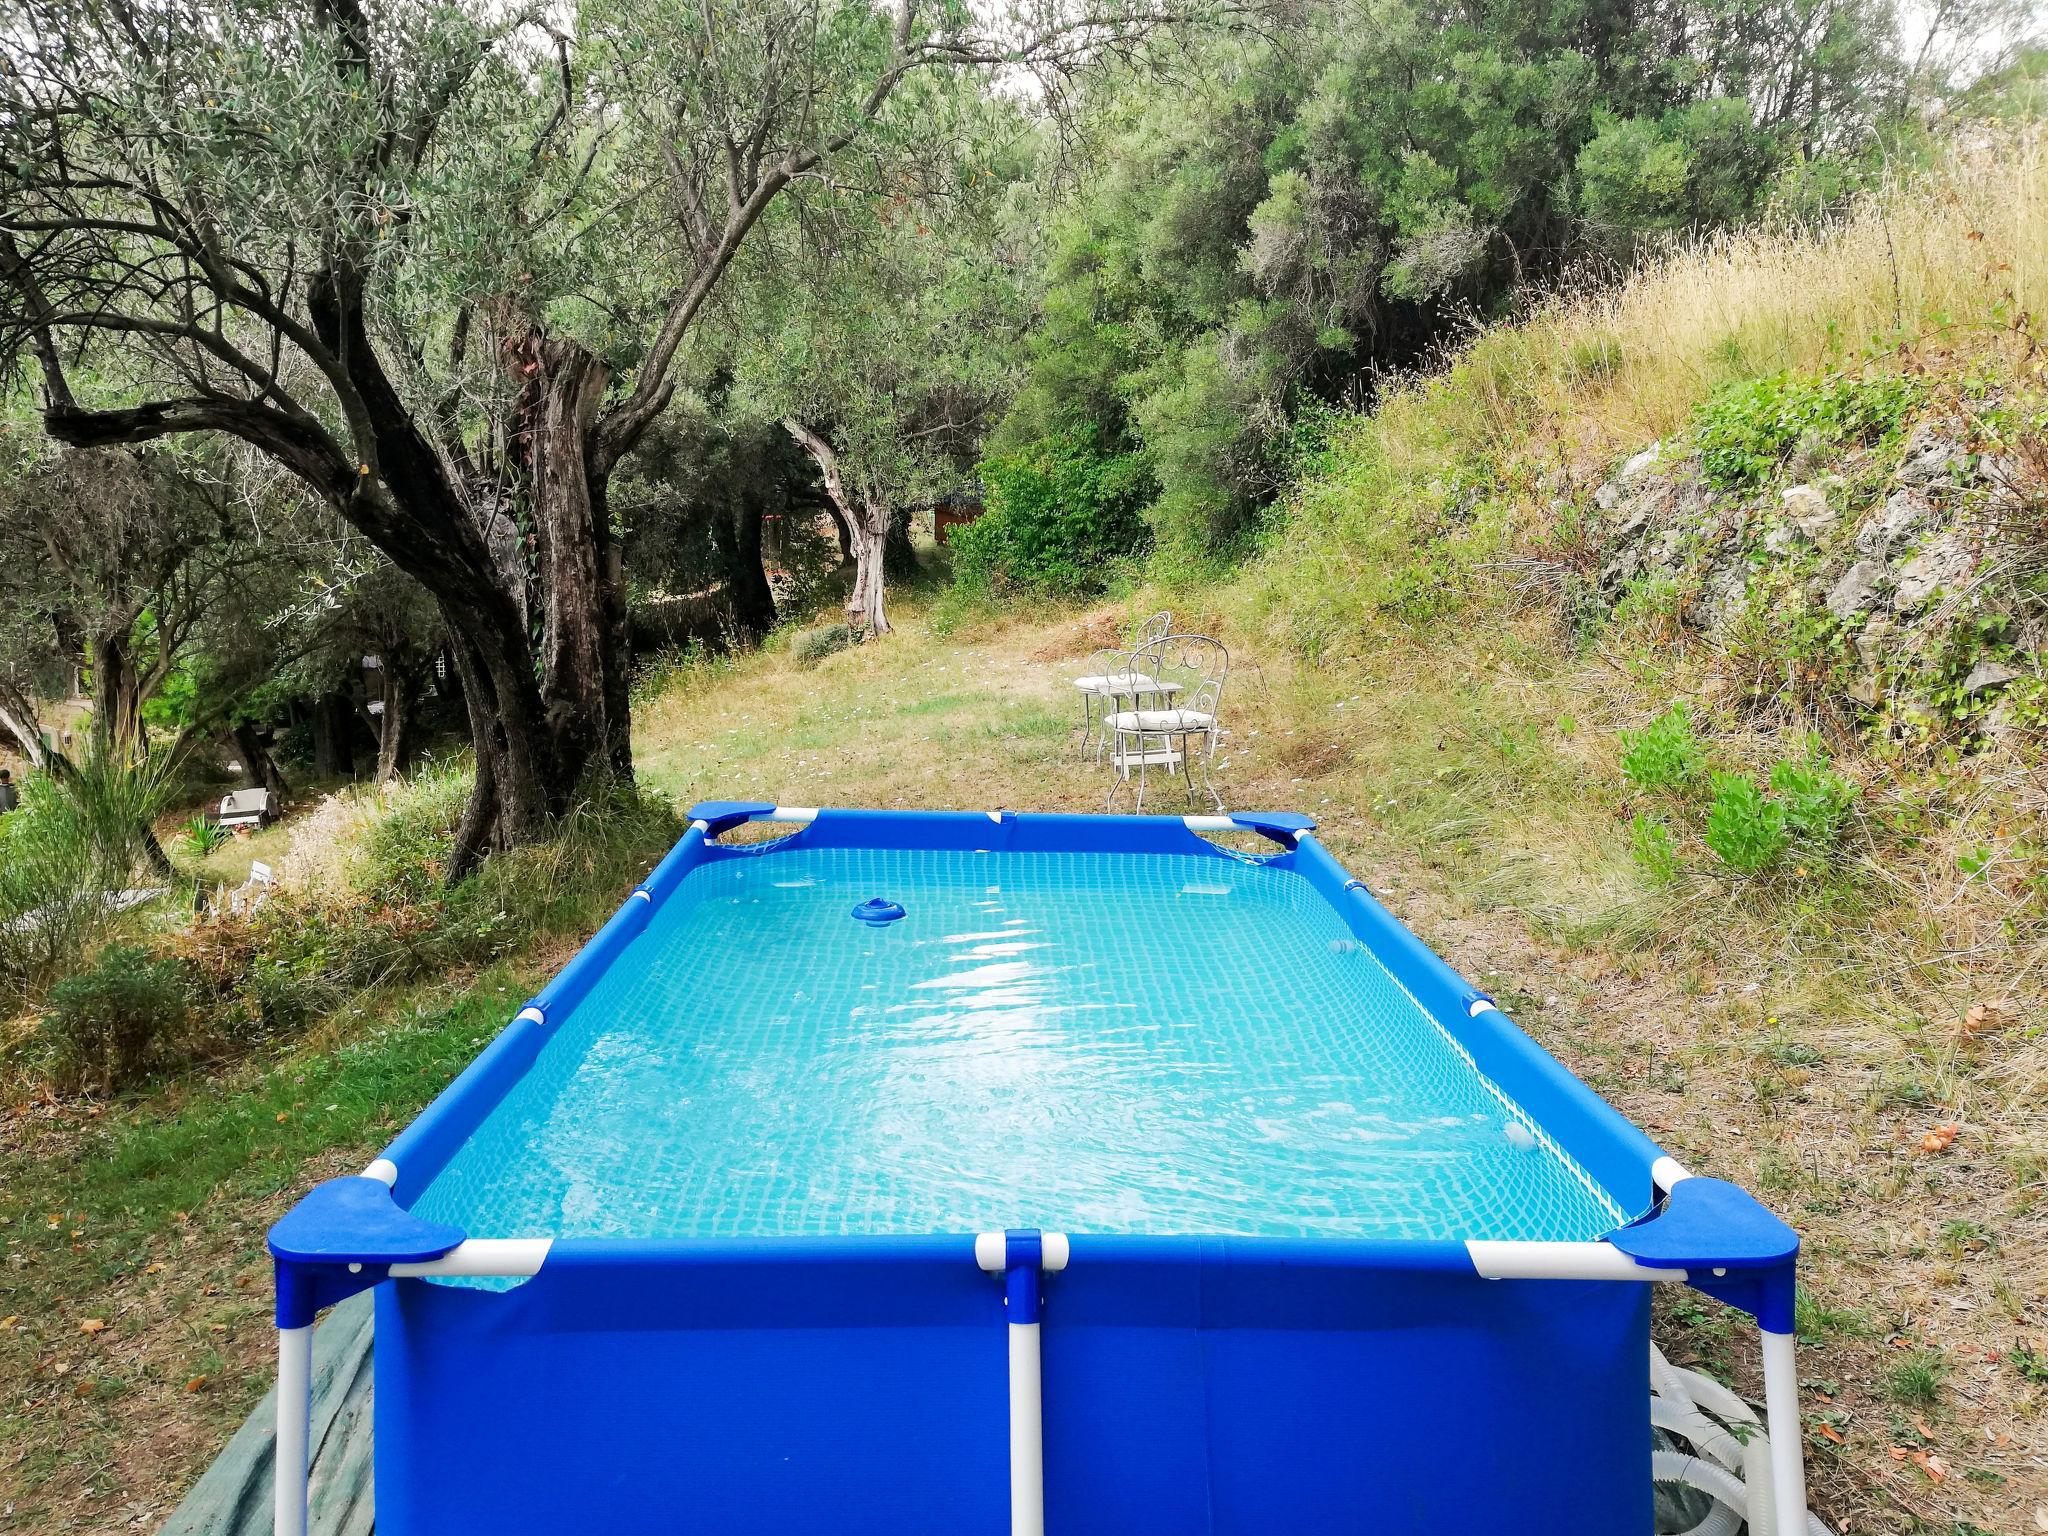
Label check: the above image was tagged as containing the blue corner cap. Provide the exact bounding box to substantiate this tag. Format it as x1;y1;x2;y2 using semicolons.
852;897;906;925
269;1176;466;1268
269;1177;466;1328
1228;811;1316;846
1609;1176;1799;1333
688;800;778;838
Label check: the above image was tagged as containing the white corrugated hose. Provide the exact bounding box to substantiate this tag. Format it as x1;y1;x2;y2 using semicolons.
1651;1344;1834;1536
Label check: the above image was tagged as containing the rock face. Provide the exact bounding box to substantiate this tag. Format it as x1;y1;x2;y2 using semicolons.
1591;412;2039;721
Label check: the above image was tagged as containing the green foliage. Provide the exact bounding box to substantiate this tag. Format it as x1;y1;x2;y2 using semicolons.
1703;771;1790;873
39;944;197;1095
1769;747;1858;847
0;754;179;991
953;428;1154;598
790;623;853;668
1885;1348;1947;1405
182;816;230;857
1576;100;1783;242
1619;703;1707;792
1629;812;1682;882
1695;370;1923;490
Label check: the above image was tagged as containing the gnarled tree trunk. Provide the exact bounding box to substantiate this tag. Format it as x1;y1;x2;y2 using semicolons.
708;499;777;644
505;331;636;783
783;419;893;637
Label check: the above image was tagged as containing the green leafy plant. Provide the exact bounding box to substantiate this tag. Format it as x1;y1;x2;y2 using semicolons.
182;816;230;856
39;943;197;1095
790;622;853;668
953;427;1154;599
1618;702;1707;792
1694;370;1923;490
1769;749;1858;849
1703;772;1789;873
1629;812;1682;882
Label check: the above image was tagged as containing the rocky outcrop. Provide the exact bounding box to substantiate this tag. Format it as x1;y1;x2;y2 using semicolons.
1592;416;2042;732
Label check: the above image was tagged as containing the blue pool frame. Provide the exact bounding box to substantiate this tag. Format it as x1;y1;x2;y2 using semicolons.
269;804;1804;1536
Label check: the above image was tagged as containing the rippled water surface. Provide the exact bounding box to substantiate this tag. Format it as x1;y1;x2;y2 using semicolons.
412;845;1622;1241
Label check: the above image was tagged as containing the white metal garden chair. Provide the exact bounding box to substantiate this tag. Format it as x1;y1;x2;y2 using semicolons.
1072;611;1174;760
1103;633;1228;812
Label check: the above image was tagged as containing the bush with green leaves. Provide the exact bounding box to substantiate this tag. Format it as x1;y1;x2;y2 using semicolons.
1770;750;1858;848
1629;812;1682;883
1694;370;1922;490
952;428;1154;599
790;623;852;668
1703;772;1790;873
40;943;198;1095
1619;702;1707;793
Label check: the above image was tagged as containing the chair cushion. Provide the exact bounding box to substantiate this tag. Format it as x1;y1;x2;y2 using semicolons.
1107;709;1215;732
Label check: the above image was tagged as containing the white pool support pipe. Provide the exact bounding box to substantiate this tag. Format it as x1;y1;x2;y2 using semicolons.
274;1324;312;1536
1761;1327;1809;1536
978;1230;1068;1536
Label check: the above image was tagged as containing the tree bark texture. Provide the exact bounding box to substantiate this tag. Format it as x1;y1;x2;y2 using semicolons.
782;420;893;637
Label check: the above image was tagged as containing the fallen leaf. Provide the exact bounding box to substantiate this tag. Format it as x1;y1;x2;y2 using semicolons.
77;1318;106;1335
1888;1445;1909;1461
1918;1123;1959;1154
1959;1001;2013;1036
1913;1416;1936;1441
274;1112;289;1123
1909;1448;1948;1483
143;1262;163;1275
183;1375;208;1393
1817;1422;1843;1444
0;1315;16;1329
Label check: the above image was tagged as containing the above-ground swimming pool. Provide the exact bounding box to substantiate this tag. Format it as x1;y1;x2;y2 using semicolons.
270;805;1804;1536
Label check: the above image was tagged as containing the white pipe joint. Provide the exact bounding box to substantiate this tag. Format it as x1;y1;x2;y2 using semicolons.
977;1231;1068;1273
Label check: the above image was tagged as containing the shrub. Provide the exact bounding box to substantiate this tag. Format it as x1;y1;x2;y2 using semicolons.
790;622;852;668
182;816;230;856
1694;370;1922;490
0;754;178;990
1703;772;1789;874
954;427;1154;599
1619;703;1707;793
40;943;196;1094
1629;813;1682;882
1770;748;1858;849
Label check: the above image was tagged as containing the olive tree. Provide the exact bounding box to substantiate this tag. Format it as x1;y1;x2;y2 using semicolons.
2;0;1216;875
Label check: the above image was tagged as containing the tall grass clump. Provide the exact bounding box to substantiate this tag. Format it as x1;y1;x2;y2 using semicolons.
0;751;181;992
1241;127;2048;653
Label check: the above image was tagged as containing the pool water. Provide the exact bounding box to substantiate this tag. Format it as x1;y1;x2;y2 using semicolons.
412;845;1624;1243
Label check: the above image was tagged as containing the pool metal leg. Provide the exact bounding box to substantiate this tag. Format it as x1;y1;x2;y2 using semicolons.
979;1230;1068;1536
274;1323;312;1536
1760;1326;1808;1536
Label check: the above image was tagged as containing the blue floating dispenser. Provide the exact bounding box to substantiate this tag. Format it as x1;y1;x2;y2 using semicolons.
851;897;906;926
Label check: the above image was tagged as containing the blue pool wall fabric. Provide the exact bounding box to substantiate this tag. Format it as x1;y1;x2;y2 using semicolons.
374;1236;1650;1536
